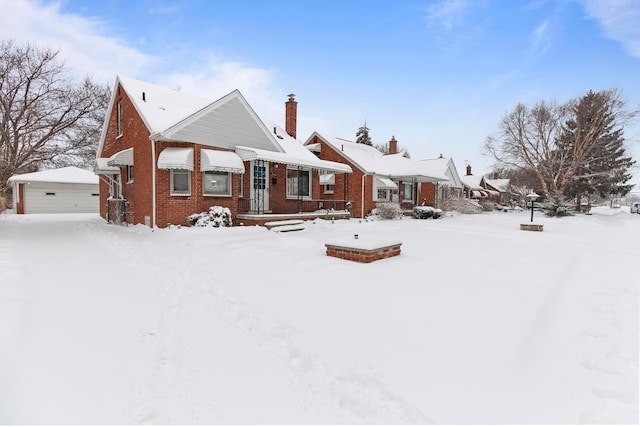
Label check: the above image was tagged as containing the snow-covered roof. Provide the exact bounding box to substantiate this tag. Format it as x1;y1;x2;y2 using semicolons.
8;167;99;185
257;119;352;173
484;178;510;193
460;174;483;190
96;76;284;160
305;132;446;181
118;76;212;134
419;156;463;188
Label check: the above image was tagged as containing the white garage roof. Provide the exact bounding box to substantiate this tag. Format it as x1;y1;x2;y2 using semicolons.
8;167;99;185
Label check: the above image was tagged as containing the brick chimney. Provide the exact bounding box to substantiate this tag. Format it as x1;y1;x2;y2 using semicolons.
285;94;297;139
389;136;398;154
466;164;472;176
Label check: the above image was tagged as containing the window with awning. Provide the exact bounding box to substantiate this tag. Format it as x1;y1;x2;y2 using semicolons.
201;149;245;173
375;177;397;189
320;173;335;185
107;148;134;166
158;147;194;171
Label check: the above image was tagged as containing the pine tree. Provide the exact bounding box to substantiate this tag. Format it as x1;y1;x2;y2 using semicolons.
559;90;635;210
355;121;372;145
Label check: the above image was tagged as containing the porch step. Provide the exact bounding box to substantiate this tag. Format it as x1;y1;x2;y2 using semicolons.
264;219;306;232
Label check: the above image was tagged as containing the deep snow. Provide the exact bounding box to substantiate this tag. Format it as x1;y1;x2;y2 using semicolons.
0;207;637;424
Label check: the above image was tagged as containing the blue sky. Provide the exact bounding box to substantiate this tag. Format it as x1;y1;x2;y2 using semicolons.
1;0;639;185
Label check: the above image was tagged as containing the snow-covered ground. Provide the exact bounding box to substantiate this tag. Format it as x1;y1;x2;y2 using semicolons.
0;207;637;424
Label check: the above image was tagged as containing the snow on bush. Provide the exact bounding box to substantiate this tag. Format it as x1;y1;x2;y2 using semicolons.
371;202;403;219
413;206;443;219
188;206;233;227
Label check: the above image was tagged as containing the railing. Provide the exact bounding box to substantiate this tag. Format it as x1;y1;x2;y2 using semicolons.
106;198;129;224
238;198;350;214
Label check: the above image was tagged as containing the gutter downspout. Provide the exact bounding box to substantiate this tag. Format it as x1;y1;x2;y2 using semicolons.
150;137;157;230
361;173;367;218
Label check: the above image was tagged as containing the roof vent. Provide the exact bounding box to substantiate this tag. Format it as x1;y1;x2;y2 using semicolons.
142;92;146;102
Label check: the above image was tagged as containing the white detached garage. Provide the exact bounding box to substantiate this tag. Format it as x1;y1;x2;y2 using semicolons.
8;167;99;214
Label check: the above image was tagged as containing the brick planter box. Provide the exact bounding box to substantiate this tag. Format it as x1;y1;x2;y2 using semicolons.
325;237;402;263
520;223;544;231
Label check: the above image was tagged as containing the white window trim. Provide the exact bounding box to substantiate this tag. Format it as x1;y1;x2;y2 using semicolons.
376;188;389;201
170;169;191;196
117;101;123;138
324;184;334;195
203;171;232;197
286;167;312;199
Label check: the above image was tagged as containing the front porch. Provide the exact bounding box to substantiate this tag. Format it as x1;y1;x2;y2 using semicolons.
236;197;352;226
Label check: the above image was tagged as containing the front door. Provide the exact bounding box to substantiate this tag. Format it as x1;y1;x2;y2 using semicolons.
250;160;269;212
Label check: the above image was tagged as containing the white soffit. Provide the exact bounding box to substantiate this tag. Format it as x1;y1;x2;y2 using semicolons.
201;149;245;174
157;147;194;171
107;148;134;166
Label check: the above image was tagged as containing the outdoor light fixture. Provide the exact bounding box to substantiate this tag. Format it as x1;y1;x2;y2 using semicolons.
526;191;540;223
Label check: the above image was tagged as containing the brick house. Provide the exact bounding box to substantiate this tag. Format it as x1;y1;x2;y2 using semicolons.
94;76;351;228
303;133;447;218
483;177;513;205
416;155;463;210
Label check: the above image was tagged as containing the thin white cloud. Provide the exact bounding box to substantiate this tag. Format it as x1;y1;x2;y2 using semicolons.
530;19;554;57
0;0;289;125
0;0;155;83
425;0;471;30
577;0;640;58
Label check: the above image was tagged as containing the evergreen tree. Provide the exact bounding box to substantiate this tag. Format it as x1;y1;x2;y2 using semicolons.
559;90;635;210
355;121;372;145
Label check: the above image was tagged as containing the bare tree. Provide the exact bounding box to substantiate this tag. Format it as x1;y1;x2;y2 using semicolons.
484;90;636;206
0;40;109;200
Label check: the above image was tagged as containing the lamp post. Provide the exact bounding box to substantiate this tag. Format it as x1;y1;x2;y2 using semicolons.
526;191;540;223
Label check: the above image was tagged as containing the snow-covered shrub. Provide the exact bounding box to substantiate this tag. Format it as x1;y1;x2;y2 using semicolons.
478;200;495;211
414;206;433;219
414;206;443;219
544;200;573;217
188;206;233;227
371;202;403;219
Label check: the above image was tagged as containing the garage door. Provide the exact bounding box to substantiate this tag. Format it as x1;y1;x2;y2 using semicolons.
23;182;100;214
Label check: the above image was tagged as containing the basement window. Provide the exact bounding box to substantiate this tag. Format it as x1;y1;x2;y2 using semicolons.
45;192;56;196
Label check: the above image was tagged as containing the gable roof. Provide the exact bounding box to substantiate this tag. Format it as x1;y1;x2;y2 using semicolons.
305;132;446;181
97;76;283;159
460;174;484;190
484;178;510;193
419;157;463;188
8;167;98;185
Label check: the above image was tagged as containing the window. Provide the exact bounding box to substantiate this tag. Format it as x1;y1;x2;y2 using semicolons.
171;169;190;195
109;174;122;198
117;101;123;137
238;174;243;197
126;165;134;183
286;167;311;198
403;182;414;201
253;164;266;190
377;188;388;200
324;184;334;194
203;171;231;196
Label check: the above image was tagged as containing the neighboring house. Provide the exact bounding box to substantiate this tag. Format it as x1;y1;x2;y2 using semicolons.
460;165;487;199
94;76;351;228
304;134;447;218
8;167;99;214
483;177;512;205
417;155;463;210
